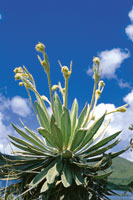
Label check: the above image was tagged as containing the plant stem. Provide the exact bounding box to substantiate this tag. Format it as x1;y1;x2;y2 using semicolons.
88;96;98;124
83;80;98;127
64;78;68;107
32;88;50;122
26;88;40;124
47;71;54;113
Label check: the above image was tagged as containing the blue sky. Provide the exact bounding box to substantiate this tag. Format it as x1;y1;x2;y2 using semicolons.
0;0;133;161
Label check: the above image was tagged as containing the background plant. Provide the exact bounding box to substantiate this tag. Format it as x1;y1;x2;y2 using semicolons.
0;42;131;200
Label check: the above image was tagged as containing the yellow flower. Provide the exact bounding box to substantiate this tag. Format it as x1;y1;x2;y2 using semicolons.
41;95;48;101
19;82;24;86
35;42;45;52
93;57;100;65
14;68;19;73
62;66;69;73
95;89;101;99
52;85;58;91
14;73;22;80
18;67;23;73
14;67;23;73
99;80;105;88
62;66;71;79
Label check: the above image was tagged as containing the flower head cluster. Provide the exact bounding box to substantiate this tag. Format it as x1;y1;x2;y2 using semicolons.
35;42;45;52
13;66;33;89
58;61;72;79
14;67;23;79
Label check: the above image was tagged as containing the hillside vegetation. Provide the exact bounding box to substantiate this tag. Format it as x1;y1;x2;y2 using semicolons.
108;157;133;191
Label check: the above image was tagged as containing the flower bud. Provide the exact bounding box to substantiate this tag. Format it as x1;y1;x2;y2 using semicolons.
41;95;48;101
99;80;105;89
19;82;24;86
96;89;101;99
62;88;65;93
52;85;58;91
14;68;19;73
116;107;127;112
18;67;23;73
41;60;47;67
93;57;100;65
14;67;23;74
14;73;22;80
62;66;69;73
67;71;71;76
35;42;45;52
62;66;71;79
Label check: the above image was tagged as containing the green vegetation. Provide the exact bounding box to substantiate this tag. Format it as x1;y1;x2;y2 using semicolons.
108;157;133;192
0;43;131;200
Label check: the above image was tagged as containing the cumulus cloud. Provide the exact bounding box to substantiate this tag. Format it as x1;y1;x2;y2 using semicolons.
125;7;133;42
99;48;130;79
87;48;130;79
94;90;133;161
123;90;133;105
125;24;133;42
0;94;32;154
0;112;13;154
10;96;31;117
0;94;31;117
128;7;133;22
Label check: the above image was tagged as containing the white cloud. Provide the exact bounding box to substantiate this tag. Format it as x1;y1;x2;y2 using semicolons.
117;79;131;89
123;90;133;105
87;48;130;79
0;94;32;154
125;24;133;42
94;90;133;161
128;7;133;22
86;68;93;76
47;106;52;116
0;94;31;117
125;7;133;42
0;14;2;20
10;96;31;117
99;49;130;79
0;112;13;154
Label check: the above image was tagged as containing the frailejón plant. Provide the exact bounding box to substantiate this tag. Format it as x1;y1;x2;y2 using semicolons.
0;42;131;200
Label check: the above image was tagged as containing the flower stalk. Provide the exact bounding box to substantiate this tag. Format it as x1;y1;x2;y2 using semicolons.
36;42;54;113
83;57;100;127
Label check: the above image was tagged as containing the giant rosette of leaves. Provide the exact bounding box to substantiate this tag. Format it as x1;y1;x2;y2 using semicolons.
0;43;130;200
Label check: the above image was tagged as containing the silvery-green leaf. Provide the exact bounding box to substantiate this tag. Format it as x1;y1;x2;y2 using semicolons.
74;113;106;152
82;131;121;155
70;128;87;151
61;107;71;149
30;159;57;186
61;163;73;188
84;140;120;158
93;171;113;180
35;101;50;132
73;170;84;185
41;181;49;193
76;103;88;131
50;115;63;151
70;98;78;136
12;123;46;151
53;92;63;128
